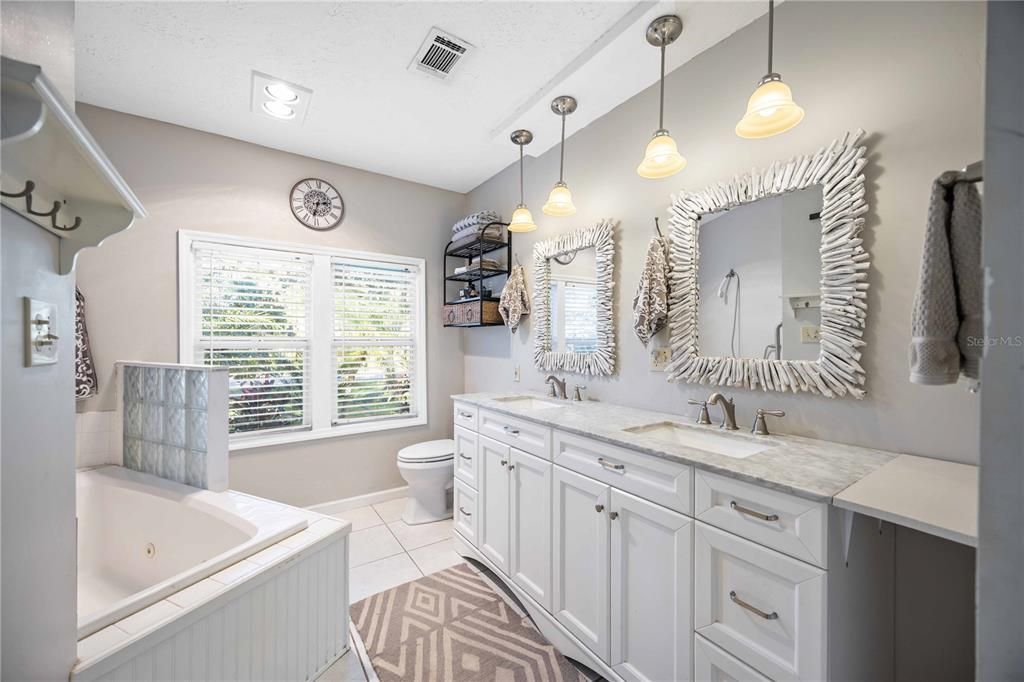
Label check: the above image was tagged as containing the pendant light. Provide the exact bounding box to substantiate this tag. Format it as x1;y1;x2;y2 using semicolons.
543;95;578;217
735;0;805;139
508;130;537;232
637;15;687;180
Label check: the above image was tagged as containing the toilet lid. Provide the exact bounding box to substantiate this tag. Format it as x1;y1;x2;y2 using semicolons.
398;439;455;464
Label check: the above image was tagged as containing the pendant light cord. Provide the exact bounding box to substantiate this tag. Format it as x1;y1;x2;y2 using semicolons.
767;0;774;74
658;42;666;130
558;113;567;183
519;143;525;205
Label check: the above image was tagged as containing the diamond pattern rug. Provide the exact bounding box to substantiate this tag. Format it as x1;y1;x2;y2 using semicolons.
350;563;587;682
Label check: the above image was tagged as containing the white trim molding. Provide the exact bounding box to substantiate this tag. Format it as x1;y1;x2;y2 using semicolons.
666;130;870;398
533;219;617;376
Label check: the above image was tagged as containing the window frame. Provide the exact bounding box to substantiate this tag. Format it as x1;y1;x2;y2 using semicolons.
178;230;427;450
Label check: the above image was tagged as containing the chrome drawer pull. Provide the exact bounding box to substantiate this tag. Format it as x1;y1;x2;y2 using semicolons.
459;453;472;460
458;506;472;517
729;591;778;620
598;457;625;472
730;501;779;522
458;410;473;419
502;426;520;436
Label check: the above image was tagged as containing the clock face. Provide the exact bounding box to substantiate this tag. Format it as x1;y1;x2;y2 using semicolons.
290;178;344;230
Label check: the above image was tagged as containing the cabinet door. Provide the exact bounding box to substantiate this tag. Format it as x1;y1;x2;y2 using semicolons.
509;448;552;610
479;435;511;574
609;489;693;682
454;426;479;489
552;465;611;661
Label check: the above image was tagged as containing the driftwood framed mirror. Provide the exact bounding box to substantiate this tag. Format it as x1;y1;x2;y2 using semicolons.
666;130;870;398
533;219;616;376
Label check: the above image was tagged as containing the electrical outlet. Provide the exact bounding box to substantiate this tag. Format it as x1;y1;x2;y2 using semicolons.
801;325;821;343
513;364;520;382
650;347;672;371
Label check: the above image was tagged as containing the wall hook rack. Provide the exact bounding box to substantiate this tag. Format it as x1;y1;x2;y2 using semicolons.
1;179;83;232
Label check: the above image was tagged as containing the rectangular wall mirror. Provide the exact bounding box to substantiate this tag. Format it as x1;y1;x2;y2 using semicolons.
698;186;823;362
666;131;870;398
534;220;615;376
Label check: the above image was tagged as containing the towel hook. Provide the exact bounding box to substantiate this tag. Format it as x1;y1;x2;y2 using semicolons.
654;217;663;238
515;253;522;267
1;179;82;232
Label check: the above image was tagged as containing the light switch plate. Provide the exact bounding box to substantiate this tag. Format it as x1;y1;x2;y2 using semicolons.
650;346;672;371
512;365;521;382
24;297;58;366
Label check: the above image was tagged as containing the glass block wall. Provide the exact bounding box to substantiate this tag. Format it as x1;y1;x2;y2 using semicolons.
117;362;229;491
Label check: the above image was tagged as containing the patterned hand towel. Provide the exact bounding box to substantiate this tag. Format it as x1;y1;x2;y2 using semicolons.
499;265;530;333
632;236;669;345
909;177;983;384
75;287;99;399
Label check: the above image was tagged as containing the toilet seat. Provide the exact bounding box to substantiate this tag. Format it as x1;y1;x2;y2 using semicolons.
397;439;455;464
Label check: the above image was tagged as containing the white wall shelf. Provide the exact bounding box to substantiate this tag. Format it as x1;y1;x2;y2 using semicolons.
1;57;145;274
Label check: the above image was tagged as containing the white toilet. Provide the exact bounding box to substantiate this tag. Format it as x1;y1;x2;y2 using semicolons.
396;439;455;525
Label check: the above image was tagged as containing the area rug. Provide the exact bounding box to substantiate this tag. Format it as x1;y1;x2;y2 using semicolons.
350;562;588;682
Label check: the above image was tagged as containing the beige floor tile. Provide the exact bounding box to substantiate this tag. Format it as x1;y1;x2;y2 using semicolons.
332;505;383;531
407;538;464;575
387;518;453;551
349;524;404;567
350;553;422;603
371;497;408;523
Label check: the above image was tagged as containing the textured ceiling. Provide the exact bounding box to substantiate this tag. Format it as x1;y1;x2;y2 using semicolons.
76;2;765;192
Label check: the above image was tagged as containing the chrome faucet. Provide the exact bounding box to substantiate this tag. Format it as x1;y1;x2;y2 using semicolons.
545;375;567;400
707;392;738;430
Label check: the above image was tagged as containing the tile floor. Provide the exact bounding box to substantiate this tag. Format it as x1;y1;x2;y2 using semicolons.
318;496;464;681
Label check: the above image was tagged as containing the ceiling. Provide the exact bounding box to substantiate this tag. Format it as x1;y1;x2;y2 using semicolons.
76;2;766;193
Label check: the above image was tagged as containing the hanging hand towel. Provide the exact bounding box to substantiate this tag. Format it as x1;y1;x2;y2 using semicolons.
909;177;983;384
632;236;670;346
75;287;99;399
499;265;530;333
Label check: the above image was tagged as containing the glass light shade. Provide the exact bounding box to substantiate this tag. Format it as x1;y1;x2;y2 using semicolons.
508;205;538;232
542;183;577;217
735;78;805;139
637;131;687;179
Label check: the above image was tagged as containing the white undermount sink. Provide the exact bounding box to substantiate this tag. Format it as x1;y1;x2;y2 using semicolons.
622;422;773;459
491;396;565;410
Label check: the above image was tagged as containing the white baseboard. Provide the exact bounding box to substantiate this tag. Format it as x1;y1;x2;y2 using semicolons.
306;486;409;515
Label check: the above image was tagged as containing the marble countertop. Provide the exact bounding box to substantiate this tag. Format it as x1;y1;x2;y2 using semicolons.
452;392;898;503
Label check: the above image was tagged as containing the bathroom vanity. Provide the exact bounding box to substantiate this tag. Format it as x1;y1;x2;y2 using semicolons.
451;392;898;682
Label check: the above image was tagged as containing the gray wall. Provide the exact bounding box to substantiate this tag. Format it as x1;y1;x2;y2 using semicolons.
464;1;984;466
1;2;79;678
977;2;1024;678
74;105;467;507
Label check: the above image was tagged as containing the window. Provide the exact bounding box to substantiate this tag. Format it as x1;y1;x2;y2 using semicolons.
549;277;599;353
179;231;426;448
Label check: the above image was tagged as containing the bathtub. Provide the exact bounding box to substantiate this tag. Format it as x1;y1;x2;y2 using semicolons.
76;466;308;639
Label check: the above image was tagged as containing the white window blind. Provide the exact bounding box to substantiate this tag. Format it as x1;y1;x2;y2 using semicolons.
191;242;312;436
550;278;599;353
332;258;418;424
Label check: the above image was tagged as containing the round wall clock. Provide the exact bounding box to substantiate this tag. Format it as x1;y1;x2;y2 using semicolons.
290;178;344;230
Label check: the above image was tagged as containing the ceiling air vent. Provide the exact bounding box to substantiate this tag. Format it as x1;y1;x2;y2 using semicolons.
409;28;473;80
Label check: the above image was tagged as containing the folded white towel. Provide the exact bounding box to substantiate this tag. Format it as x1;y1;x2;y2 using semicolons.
499;265;530;333
632;236;670;346
452;223;503;243
452;211;501;235
909;177;983;384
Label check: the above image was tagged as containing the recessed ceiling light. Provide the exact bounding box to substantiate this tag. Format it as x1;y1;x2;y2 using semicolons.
264;82;299;103
262;101;295;119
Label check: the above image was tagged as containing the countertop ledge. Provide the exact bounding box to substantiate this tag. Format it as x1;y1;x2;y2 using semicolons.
452;392;899;503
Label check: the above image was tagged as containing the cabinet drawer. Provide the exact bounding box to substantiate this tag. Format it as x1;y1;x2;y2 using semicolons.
694;470;828;568
553;430;692;515
479;409;552;459
453;401;478;431
694;522;826;682
453;479;478;547
693;633;770;682
454;426;479;489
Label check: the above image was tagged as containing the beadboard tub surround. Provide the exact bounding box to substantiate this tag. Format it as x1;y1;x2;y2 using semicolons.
451;392;896;502
114;361;229;491
72;498;351;681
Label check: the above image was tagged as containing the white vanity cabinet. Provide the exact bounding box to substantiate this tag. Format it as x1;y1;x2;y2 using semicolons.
451;400;894;682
